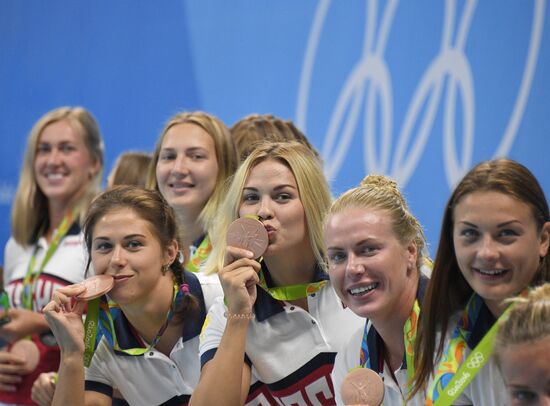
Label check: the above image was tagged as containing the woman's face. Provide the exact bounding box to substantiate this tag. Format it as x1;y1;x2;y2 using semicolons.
90;207;177;306
34;119;98;210
156;123;219;216
453;191;550;314
499;338;550;406
238;159;309;257
325;207;417;321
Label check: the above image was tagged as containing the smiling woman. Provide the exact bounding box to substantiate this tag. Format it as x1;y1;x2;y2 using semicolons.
324;175;428;405
412;159;550;405
42;186;223;406
1;107;104;405
147;112;238;274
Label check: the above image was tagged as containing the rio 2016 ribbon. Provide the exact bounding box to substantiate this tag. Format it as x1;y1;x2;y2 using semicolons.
427;291;526;406
357;299;420;405
257;269;327;301
21;211;74;310
83;282;185;367
0;289;11;326
185;235;212;273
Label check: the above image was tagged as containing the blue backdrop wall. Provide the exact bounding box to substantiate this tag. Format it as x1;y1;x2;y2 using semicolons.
1;0;549;258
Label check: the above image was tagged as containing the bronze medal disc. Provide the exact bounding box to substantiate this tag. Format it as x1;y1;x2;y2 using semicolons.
341;367;385;406
226;217;269;259
10;339;40;374
75;275;115;301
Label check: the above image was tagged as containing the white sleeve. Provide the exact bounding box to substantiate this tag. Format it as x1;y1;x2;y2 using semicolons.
196;272;223;311
199;296;228;366
84;339;114;389
3;237;26;285
332;325;364;406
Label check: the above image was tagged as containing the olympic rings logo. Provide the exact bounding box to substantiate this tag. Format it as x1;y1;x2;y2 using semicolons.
296;0;545;188
466;351;485;369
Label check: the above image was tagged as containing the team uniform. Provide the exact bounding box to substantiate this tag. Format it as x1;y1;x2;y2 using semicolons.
85;271;222;406
4;223;86;310
331;276;428;406
200;266;364;405
2;223;85;405
444;303;507;405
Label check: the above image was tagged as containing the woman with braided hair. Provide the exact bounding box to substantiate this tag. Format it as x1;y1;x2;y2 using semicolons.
41;186;222;406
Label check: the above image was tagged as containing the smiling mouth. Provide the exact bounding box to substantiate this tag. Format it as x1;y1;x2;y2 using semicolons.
45;173;65;180
474;268;509;278
348;282;379;296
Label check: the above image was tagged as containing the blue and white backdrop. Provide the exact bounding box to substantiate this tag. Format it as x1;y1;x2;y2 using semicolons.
1;0;549;257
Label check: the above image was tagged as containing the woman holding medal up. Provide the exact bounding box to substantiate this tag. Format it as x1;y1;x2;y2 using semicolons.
147;111;239;273
191;141;363;406
1;107;104;405
412;159;550;405
324;175;429;405
42;186;222;406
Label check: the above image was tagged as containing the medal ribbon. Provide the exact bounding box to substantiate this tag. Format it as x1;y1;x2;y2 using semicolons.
358;299;420;404
83;282;185;367
185;235;212;273
21;211;74;310
257;269;327;301
0;290;11;326
427;290;527;406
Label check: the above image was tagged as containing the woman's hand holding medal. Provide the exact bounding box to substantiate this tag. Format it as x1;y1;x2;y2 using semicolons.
220;218;268;316
43;275;114;355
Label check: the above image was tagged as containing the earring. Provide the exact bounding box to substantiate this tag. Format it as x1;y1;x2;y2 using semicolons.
161;264;170;275
177;251;185;264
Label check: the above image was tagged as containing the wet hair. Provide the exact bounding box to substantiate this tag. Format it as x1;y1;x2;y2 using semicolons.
83;185;197;322
494;283;550;365
412;158;550;396
326;174;426;271
146;111;238;234
11;106;104;245
108;151;152;188
205;141;331;274
230;114;320;162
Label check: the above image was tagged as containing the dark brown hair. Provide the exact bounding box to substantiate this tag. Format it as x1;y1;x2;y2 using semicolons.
83;185;197;322
412;158;550;396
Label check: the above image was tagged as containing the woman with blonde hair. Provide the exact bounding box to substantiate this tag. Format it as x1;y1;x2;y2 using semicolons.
147;111;238;273
191;141;363;405
494;283;550;405
325;175;428;405
1;106;104;404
